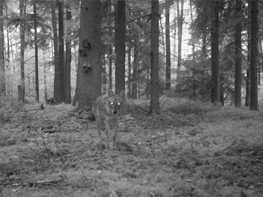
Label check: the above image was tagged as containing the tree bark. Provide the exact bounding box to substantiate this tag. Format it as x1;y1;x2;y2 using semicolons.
58;0;65;103
19;0;25;102
211;0;220;104
165;0;171;90
115;0;126;94
234;0;242;107
65;4;72;104
0;0;5;96
150;0;160;114
250;0;258;110
245;0;251;107
52;0;60;102
176;0;184;91
34;2;39;102
73;0;102;109
131;44;138;99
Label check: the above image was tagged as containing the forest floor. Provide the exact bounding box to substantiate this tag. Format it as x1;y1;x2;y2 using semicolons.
1;97;263;197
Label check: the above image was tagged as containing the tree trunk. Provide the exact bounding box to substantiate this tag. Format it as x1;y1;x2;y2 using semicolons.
115;0;126;94
19;0;25;102
108;45;113;91
131;44;138;99
128;45;131;98
73;0;102;109
190;0;196;100
43;52;48;100
65;4;72;104
34;2;39;102
234;0;242;107
250;0;258;110
165;0;171;90
176;0;184;91
150;0;160;114
52;0;59;102
0;0;5;96
58;0;65;103
258;41;262;85
245;0;251;107
211;1;220;104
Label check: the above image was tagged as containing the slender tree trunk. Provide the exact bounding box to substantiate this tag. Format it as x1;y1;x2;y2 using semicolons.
115;0;126;94
65;4;72;104
258;41;262;85
234;0;242;107
0;0;5;96
176;0;184;91
128;45;131;98
250;0;258;110
245;0;251;107
33;2;39;102
131;44;138;99
108;45;113;91
52;0;59;102
165;0;171;90
19;0;25;102
173;1;176;70
73;0;102;109
211;1;220;104
190;0;196;100
150;0;160;114
43;52;48;100
58;0;65;103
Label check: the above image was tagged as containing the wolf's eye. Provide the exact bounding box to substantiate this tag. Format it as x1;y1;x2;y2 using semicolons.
117;103;121;106
110;102;114;105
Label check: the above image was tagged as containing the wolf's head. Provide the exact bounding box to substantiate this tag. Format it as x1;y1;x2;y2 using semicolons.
106;90;125;115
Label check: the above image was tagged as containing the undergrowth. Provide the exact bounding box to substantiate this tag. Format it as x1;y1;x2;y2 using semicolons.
0;97;263;197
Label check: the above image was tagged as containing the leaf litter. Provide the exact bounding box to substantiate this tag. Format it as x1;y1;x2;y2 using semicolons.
0;98;263;197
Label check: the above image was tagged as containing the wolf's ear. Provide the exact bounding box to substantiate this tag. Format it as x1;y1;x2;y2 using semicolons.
119;90;125;99
108;89;114;96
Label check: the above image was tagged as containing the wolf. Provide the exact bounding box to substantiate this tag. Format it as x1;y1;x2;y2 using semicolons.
89;90;125;149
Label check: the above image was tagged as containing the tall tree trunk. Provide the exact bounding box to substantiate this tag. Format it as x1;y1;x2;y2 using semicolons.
131;44;138;99
250;0;258;111
190;0;196;100
128;44;131;98
211;1;220;103
0;0;5;96
65;4;72;104
176;0;184;91
173;1;176;70
34;2;39;102
165;0;171;90
19;0;25;102
108;45;113;91
202;30;207;58
58;0;65;103
52;0;59;102
43;51;48;100
73;0;102;109
150;0;160;114
245;0;251;107
258;41;262;85
115;0;126;94
234;0;242;107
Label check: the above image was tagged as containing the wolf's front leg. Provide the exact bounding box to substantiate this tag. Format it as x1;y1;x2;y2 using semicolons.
112;119;119;148
104;119;112;149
